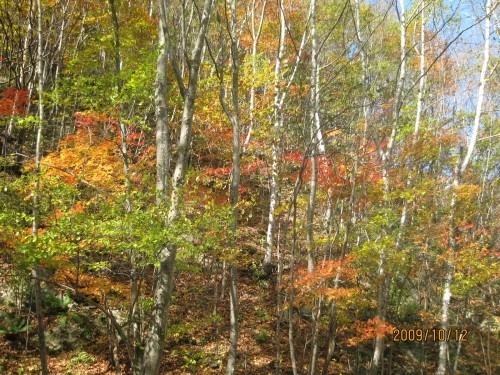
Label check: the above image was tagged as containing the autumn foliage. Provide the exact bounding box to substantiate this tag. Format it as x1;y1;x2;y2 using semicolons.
0;87;30;116
0;0;498;374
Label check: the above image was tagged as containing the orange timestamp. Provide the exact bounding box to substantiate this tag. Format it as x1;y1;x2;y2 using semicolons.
392;328;468;342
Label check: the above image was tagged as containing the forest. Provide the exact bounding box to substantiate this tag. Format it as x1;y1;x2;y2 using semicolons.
0;0;498;374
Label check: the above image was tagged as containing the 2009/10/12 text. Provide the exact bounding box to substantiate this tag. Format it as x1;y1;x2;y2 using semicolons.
392;329;468;342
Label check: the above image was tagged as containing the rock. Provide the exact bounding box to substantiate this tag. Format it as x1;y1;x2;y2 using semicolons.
45;316;87;354
207;360;220;369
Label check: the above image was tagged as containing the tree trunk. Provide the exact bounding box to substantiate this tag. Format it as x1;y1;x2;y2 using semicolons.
224;0;241;372
142;244;176;375
108;1;142;370
309;0;324;157
227;265;239;375
142;0;213;373
372;0;407;371
288;196;299;375
244;0;267;149
308;1;321;371
413;0;425;139
264;0;311;272
306;154;318;275
437;1;492;373
263;0;286;271
155;0;170;205
33;0;48;373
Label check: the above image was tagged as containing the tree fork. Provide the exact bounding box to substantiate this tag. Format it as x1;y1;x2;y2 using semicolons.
142;0;214;372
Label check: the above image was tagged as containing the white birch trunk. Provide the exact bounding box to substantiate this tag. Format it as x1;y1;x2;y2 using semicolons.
264;1;311;271
397;0;426;244
33;0;48;373
414;0;426;139
309;0;324;156
155;0;170;205
307;0;320;275
308;1;321;370
263;0;286;270
437;0;492;373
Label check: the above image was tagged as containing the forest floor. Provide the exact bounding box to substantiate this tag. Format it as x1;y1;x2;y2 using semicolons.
1;266;307;375
1;264;497;374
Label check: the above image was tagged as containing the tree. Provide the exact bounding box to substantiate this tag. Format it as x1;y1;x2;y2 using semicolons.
219;0;241;371
32;0;48;372
155;0;170;205
437;0;494;373
142;0;214;373
263;0;310;274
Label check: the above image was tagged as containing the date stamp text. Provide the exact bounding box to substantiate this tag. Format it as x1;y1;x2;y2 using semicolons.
392;328;468;342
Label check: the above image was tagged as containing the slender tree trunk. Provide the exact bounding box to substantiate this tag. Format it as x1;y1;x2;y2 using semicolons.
452;296;468;374
108;1;142;371
142;0;213;373
413;0;425;139
309;0;324;157
105;296;121;374
372;1;407;371
264;0;311;272
288;196;299;375
306;152;318;275
227;264;239;375
20;0;34;89
224;0;241;372
167;0;211;221
397;0;427;247
2;0;33;162
437;1;492;373
309;296;322;375
278;151;310;375
156;0;170;205
307;2;322;371
437;155;460;375
323;182;355;374
458;3;492;178
307;0;320;276
53;0;70;145
108;1;129;180
32;0;48;373
263;0;286;271
321;193;340;375
244;0;267;149
152;7;171;368
353;0;369;131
